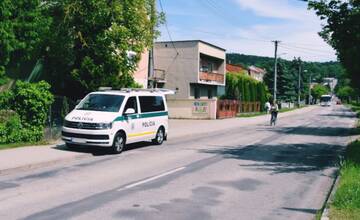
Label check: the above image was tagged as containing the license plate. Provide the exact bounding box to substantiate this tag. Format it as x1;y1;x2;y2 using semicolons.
71;138;86;143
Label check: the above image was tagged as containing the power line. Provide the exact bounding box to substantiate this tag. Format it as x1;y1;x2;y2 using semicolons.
281;43;335;54
279;45;338;59
158;0;179;55
179;28;271;43
196;0;274;42
279;44;335;58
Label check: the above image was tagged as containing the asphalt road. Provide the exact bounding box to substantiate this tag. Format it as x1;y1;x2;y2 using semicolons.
0;105;357;220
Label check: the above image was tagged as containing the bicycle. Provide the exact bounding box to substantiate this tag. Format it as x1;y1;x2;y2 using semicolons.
270;111;278;126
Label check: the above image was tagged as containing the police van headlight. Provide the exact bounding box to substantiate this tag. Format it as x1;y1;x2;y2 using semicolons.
97;123;112;130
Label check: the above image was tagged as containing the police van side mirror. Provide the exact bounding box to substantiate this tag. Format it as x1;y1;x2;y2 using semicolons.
124;108;135;115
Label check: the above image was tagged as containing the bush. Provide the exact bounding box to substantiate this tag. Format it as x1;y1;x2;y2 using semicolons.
0;81;54;144
224;73;268;109
0;68;9;86
0;110;22;144
11;80;54;128
0;110;44;144
0;91;13;110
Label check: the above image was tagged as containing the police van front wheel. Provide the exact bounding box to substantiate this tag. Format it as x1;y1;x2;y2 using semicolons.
152;128;165;145
112;132;125;154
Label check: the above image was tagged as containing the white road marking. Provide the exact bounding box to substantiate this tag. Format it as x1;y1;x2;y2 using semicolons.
118;167;186;191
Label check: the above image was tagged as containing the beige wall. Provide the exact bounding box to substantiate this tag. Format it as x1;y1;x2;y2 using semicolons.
154;42;199;99
167;99;217;119
198;42;225;60
133;51;149;88
154;41;226;99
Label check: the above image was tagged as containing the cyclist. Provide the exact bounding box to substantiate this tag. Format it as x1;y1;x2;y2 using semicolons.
270;100;279;126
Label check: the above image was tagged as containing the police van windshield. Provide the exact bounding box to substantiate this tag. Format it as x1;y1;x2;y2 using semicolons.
77;94;125;112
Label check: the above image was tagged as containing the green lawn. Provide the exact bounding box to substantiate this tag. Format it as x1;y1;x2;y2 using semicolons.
329;103;360;220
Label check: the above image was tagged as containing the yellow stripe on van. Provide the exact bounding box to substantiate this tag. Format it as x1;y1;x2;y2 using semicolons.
128;131;156;138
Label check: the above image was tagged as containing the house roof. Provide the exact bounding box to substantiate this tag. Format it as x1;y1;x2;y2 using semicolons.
226;63;247;73
248;65;266;74
155;40;226;51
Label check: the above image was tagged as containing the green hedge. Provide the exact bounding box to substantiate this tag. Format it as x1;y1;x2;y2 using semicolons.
223;73;269;111
0;81;54;144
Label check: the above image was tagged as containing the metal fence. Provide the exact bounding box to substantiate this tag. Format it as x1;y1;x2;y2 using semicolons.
217;100;262;119
45;96;76;140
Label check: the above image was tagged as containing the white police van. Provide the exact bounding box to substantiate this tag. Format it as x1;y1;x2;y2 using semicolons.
62;88;173;153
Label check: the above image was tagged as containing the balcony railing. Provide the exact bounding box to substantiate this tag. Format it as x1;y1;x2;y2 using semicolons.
199;72;224;84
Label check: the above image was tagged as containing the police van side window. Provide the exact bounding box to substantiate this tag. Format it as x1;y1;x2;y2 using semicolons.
139;96;165;113
123;97;138;114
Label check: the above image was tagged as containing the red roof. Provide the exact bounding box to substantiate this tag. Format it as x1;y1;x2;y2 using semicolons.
248;65;266;74
226;64;247;74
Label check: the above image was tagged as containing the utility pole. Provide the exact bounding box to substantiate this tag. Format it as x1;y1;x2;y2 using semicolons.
308;71;312;105
298;58;302;107
273;40;280;101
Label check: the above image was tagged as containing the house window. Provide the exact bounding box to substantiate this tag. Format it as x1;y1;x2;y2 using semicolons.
200;60;216;73
195;87;200;99
208;88;213;99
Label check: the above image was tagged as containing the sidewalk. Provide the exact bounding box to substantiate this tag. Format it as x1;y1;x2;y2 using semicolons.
0;106;318;175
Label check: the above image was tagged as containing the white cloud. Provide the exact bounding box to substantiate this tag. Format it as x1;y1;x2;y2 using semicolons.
234;0;316;22
157;0;337;62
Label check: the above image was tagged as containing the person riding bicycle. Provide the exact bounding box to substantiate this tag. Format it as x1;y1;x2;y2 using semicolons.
270;100;279;126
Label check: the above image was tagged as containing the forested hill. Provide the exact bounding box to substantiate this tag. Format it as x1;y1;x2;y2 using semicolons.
227;53;274;67
226;53;344;83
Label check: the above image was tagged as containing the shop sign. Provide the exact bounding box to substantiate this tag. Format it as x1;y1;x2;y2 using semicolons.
193;101;208;114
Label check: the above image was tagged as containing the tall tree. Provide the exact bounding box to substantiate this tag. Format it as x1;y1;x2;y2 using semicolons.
0;0;51;79
308;0;360;88
43;0;160;99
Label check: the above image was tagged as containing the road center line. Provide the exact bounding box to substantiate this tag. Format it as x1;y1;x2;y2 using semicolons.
118;167;186;191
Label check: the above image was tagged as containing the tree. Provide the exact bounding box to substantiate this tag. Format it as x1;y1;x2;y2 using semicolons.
311;84;329;103
0;0;51;79
308;0;360;89
336;86;355;103
223;73;268;109
42;0;160;99
263;59;297;101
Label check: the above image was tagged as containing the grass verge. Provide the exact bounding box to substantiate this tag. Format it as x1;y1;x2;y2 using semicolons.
329;102;360;220
237;112;267;117
237;105;307;118
329;141;360;220
0;140;49;151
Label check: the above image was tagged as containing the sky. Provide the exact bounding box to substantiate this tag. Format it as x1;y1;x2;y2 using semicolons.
156;0;337;62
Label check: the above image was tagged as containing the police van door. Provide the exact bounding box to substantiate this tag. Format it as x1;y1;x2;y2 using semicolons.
139;96;164;140
122;96;143;143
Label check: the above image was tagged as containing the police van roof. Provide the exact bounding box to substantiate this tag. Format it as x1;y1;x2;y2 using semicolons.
93;88;175;96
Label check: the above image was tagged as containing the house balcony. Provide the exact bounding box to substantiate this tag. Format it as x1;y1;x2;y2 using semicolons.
199;72;224;84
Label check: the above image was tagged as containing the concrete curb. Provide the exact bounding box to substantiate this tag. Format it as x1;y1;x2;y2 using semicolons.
0;154;90;176
320;171;341;220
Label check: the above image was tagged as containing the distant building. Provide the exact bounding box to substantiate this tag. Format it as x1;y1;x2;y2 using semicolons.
248;65;266;82
226;63;247;74
153;40;226;119
133;51;149;89
323;77;338;92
